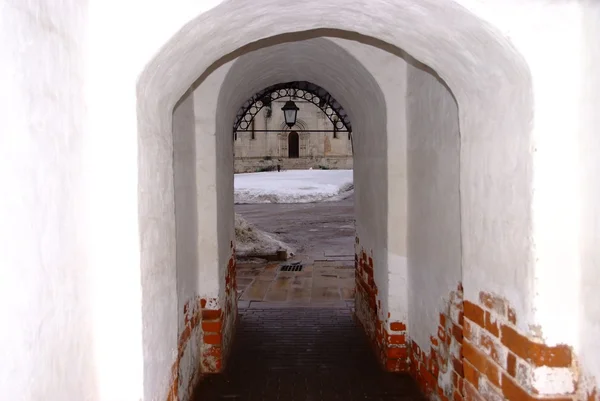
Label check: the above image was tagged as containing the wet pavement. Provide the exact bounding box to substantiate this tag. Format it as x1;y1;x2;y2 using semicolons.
193;307;425;401
234;194;355;262
236;260;356;305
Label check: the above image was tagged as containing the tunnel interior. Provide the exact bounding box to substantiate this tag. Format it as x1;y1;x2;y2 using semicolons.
137;2;533;399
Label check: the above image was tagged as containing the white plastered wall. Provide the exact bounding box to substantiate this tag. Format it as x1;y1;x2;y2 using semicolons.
406;61;461;348
578;0;600;393
328;38;410;326
104;1;537;398
0;1;98;399
10;0;600;399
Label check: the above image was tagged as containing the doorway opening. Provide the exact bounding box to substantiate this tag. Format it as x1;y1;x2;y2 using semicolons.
287;131;299;158
231;80;356;308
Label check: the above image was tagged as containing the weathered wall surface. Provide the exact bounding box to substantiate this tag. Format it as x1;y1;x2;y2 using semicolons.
404;61;462;398
4;0;599;400
330;37;409;370
234;155;353;173
406;61;461;354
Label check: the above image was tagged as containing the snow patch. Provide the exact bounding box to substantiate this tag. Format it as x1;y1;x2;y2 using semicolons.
234;213;294;257
234;169;353;204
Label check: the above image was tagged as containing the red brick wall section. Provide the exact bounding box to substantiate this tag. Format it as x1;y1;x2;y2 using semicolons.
409;283;465;401
463;291;598;401
165;297;203;401
165;246;239;401
354;237;409;372
201;245;238;374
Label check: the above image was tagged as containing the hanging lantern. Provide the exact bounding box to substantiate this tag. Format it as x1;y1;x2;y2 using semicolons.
281;100;299;128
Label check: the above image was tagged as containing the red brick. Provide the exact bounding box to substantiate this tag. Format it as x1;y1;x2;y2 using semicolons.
202;309;222;320
463;381;485;401
484;311;500;337
463;360;480;388
387;347;408;359
202;320;222;333
389;334;406;345
501;324;572;368
464;301;485;328
204;333;222;345
390;322;407;331
452;355;464;377
463;341;500;388
452;323;464;342
506;352;516;377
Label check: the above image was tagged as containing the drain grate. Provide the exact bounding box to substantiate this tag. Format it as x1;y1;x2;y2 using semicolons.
279;262;303;272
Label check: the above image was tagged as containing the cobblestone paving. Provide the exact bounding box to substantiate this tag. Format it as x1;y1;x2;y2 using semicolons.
193;307;425;401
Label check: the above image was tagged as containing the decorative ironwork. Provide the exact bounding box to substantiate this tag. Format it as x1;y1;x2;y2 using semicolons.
233;81;352;133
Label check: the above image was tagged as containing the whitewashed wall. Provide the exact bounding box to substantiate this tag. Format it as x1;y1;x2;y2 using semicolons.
3;0;599;399
406;61;461;348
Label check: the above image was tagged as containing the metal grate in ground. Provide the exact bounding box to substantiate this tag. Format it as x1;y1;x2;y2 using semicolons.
279;262;303;272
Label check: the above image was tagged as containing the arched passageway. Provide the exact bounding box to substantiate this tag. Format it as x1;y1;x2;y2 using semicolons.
287;131;299;158
5;1;600;400
135;2;549;401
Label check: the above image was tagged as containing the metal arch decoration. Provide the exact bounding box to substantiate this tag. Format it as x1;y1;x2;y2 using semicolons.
233;81;352;133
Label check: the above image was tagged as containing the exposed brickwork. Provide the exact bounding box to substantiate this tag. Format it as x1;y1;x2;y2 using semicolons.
166;297;204;401
354;237;409;372
409;284;465;401
165;246;239;400
464;291;580;401
201;245;238;374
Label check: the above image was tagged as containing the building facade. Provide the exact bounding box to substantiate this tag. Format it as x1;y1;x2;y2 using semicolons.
234;98;353;172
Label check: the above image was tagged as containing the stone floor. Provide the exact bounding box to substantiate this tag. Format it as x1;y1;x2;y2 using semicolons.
192;307;425;401
236;259;356;305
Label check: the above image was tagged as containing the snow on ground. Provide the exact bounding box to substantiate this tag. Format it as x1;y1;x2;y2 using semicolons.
235;213;294;257
234;169;353;204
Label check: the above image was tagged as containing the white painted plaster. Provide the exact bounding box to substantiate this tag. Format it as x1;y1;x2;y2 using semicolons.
192;62;234;303
0;1;99;400
328;38;410;326
172;90;201;394
532;367;576;396
174;91;199;315
578;1;600;392
12;0;600;399
406;61;462;350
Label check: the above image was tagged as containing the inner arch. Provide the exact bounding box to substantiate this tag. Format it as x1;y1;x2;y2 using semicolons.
136;2;533;399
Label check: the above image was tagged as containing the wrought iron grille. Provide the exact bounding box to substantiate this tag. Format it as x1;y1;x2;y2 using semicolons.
233;81;352;133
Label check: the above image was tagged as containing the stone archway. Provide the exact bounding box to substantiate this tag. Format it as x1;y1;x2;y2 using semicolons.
136;3;535;400
288;131;299;158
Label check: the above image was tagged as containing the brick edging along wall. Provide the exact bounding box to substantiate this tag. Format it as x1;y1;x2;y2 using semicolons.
166;247;239;401
354;239;409;372
407;288;598;401
354;269;598;401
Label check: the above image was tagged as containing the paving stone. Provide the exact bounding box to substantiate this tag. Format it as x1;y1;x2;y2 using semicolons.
193;308;425;401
